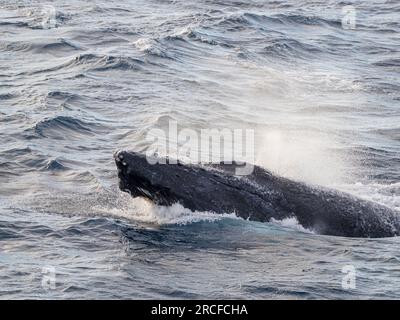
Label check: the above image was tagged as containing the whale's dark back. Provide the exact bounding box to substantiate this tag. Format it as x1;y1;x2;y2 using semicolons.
115;151;400;238
247;166;400;237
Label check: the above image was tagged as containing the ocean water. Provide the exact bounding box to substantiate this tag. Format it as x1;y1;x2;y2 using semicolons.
0;0;399;299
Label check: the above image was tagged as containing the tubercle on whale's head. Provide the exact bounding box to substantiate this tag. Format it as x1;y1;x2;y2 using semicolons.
114;150;174;205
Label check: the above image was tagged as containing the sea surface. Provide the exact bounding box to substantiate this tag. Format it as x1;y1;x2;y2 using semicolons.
0;0;399;299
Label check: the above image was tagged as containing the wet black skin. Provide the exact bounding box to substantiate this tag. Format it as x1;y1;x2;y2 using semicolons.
115;150;400;238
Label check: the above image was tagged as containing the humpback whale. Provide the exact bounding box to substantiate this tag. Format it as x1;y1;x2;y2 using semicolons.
114;150;400;238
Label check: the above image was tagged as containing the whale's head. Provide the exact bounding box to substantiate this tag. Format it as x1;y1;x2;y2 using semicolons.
114;150;254;211
114;150;179;206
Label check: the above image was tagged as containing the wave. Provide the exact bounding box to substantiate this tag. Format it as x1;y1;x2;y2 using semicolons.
214;12;342;30
274;13;342;28
261;38;322;59
83;54;145;72
46;90;81;101
0;38;82;55
34;116;92;135
38;38;83;53
0;21;29;28
63;53;145;72
373;58;400;69
0;146;70;173
0;93;14;100
134;38;175;59
24;53;146;76
0;40;31;52
27;115;106;140
184;29;235;48
156;12;340;61
43;159;68;171
0;221;25;240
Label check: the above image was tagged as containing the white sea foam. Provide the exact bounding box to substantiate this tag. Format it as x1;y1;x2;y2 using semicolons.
98;194;316;234
93;191;238;225
336;182;400;212
133;37;170;58
270;217;314;234
102;191;316;234
133;38;156;52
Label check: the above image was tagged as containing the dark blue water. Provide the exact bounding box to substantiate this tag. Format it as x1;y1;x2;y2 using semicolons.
0;0;399;299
